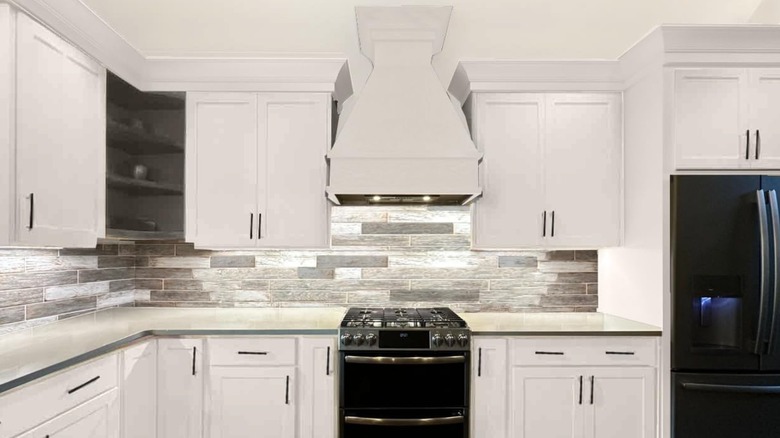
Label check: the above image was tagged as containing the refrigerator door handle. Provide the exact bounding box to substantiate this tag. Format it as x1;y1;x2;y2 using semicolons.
682;382;780;394
768;190;780;355
756;189;771;355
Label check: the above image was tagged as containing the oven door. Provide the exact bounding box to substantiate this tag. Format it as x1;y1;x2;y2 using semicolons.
341;408;467;438
340;350;469;409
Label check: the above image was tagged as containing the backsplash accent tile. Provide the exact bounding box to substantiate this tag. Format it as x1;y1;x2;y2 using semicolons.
0;206;599;333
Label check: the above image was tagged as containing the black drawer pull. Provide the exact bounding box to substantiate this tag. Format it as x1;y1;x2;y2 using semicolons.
535;351;565;355
67;376;100;395
285;375;290;404
192;346;197;376
326;346;331;376
238;351;268;355
605;351;635;355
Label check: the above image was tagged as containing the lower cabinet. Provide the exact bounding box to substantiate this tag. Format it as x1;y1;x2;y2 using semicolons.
473;336;658;438
16;388;119;438
298;337;337;438
157;338;204;438
209;366;296;438
121;340;157;438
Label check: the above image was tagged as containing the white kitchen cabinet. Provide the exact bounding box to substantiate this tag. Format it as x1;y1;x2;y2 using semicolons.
16;388;120;438
472;337;508;438
209;366;296;438
673;68;780;170
471;336;657;438
121;340;156;438
12;11;105;247
298;337;337;438
584;367;655;438
157;339;203;438
510;367;584;438
471;93;621;249
186;92;331;249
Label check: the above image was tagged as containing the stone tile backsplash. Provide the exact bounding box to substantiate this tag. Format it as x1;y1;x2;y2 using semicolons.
0;206;598;333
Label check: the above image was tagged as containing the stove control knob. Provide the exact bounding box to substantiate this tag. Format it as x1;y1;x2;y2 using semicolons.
354;333;365;346
341;333;353;346
457;334;469;347
444;334;456;347
431;334;444;347
366;333;377;346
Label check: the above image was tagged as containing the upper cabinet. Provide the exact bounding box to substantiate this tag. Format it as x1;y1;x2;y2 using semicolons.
674;68;780;170
186;92;331;249
1;10;106;247
470;93;622;249
105;73;185;240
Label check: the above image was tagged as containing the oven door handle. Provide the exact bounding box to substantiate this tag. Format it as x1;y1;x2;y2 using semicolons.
682;382;780;394
344;415;464;427
344;355;465;365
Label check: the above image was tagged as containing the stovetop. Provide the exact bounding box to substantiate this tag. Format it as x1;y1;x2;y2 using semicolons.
341;307;468;329
339;307;470;351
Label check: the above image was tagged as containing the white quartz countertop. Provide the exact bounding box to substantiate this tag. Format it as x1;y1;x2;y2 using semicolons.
0;307;347;393
462;312;661;336
0;307;660;394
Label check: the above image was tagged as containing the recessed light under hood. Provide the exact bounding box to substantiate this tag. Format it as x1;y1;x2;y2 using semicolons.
326;6;482;206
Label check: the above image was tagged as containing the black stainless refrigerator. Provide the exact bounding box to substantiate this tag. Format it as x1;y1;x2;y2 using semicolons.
672;175;780;437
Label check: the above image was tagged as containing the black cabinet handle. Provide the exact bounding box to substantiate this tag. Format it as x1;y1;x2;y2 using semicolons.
192;346;197;376
542;211;547;237
578;375;583;405
326;346;331;376
28;193;34;230
238;351;268;355
746;129;751;160
249;213;254;239
285;375;290;405
756;129;761;160
605;351;635;355
258;213;262;239
477;347;482;377
551;211;555;237
535;351;564;355
590;376;595;405
67;376;100;395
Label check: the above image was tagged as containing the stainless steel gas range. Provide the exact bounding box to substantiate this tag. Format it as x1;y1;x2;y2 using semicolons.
338;307;470;438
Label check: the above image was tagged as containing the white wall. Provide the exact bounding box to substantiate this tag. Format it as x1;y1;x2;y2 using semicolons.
598;67;665;328
83;0;763;95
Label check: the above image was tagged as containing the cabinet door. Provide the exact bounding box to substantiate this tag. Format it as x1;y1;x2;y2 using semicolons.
544;94;621;247
674;69;749;169
15;13;104;247
257;93;330;248
472;337;508;438
186;93;258;248
157;339;203;438
17;388;119;438
298;337;336;438
209;366;296;438
749;69;780;168
122;340;156;438
0;5;12;245
583;367;655;438
510;367;585;438
472;94;545;249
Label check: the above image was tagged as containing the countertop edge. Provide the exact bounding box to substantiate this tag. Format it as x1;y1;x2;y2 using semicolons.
0;328;338;395
471;330;662;336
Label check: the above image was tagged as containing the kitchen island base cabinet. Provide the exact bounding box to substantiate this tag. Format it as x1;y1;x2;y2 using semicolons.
157;339;203;438
16;388;119;438
208;367;296;438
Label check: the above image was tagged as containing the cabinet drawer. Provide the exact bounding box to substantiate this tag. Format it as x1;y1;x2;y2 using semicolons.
208;337;297;366
510;337;657;367
0;354;118;438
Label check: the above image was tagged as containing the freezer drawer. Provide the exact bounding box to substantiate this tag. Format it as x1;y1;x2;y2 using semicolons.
673;372;780;438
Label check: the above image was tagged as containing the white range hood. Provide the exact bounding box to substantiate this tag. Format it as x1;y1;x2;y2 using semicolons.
326;6;482;206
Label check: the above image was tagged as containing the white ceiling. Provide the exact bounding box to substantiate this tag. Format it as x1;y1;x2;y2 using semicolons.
82;0;771;92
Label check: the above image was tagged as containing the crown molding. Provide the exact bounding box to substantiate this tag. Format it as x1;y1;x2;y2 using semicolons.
450;24;780;102
5;0;353;102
